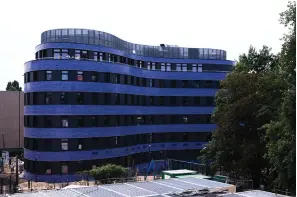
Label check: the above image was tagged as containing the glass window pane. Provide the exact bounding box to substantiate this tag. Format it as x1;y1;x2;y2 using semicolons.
46;71;52;81
62;71;68;80
176;64;181;71
62;119;68;128
77;71;83;81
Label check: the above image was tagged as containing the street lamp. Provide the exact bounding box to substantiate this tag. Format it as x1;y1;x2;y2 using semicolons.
148;145;151;162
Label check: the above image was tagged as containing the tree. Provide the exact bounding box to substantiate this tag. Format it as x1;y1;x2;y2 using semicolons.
199;46;281;187
6;80;22;91
200;2;296;194
264;1;296;194
89;164;128;184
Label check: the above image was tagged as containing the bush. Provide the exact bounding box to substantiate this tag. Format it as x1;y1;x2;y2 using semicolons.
89;164;128;184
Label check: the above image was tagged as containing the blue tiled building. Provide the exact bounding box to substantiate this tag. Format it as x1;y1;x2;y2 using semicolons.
23;29;234;182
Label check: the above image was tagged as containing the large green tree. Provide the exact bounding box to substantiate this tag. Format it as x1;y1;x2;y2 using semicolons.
200;1;296;195
199;46;281;187
6;80;22;91
264;1;296;194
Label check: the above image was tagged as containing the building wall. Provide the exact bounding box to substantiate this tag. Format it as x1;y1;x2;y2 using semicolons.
0;91;23;150
23;28;234;183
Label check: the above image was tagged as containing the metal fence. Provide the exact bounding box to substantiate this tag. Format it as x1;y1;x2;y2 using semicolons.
167;159;206;175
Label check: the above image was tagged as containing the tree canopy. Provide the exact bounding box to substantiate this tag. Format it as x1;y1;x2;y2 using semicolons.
200;1;295;195
88;164;128;184
6;80;22;91
264;1;296;193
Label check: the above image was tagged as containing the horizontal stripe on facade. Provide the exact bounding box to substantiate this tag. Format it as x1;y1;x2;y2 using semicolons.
24;82;219;96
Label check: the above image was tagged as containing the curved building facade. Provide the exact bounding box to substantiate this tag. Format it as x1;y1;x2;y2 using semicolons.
23;29;234;182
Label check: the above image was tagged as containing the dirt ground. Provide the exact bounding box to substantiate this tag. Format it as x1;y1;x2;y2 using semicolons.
1;159;156;192
18;176;156;192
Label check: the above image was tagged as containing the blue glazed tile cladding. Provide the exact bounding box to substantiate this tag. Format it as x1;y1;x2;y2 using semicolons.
24;81;219;96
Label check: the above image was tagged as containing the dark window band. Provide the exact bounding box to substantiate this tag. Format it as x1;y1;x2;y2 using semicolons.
24;92;215;106
24;70;222;88
36;48;231;70
24;114;212;128
24;132;211;152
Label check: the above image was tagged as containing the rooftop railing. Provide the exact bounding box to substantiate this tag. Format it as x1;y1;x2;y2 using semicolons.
41;29;227;60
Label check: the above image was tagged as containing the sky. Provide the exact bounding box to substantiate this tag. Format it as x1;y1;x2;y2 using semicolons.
0;0;289;90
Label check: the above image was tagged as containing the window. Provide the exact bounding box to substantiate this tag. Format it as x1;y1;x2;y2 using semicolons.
61;49;69;59
45;92;52;104
152;63;156;70
182;64;187;72
54;49;60;59
183;97;188;106
76;93;84;104
136;116;144;125
45;116;52;127
166;63;171;71
60;92;67;104
147;62;151;70
61;71;68;81
176;64;181;71
33;71;38;81
81;50;88;59
198;64;203;72
75;50;80;59
192;64;197;72
61;164;68;174
91;72;97;82
138;61;142;68
99;53;103;61
94;52;98;61
46;168;51;174
61;118;68;128
183;115;188;123
91;116;97;126
91;93;98;104
149;79;153;87
110;74;118;83
61;139;68;150
46;71;52;81
77;71;83;81
161;63;166;71
77;116;84;127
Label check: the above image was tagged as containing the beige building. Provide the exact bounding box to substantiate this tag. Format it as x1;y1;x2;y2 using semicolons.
0;91;23;154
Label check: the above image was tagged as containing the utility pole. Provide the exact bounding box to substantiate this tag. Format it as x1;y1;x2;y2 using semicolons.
18;91;21;149
15;155;19;193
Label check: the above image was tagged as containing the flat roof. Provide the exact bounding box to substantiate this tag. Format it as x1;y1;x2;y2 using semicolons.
2;178;289;197
175;174;211;179
162;169;197;174
4;176;234;197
